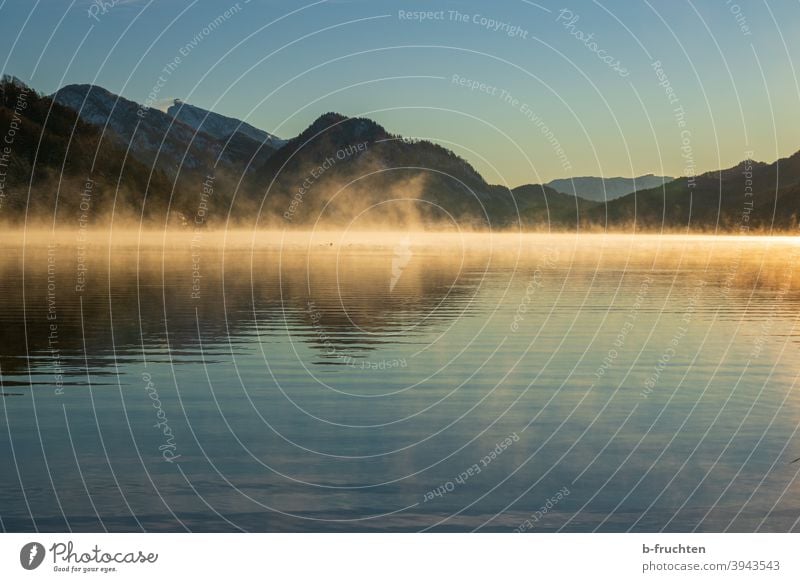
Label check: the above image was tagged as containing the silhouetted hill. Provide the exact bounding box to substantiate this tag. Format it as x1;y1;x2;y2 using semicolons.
0;78;177;223
52;83;285;224
585;154;800;231
53;84;278;178
511;184;589;228
4;77;798;231
247;112;588;228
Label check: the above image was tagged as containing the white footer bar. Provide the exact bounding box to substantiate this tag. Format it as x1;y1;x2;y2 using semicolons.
1;533;796;581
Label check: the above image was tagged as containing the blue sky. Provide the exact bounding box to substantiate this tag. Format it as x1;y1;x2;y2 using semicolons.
2;0;799;185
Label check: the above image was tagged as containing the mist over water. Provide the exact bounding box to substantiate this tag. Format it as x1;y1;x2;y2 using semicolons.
1;231;799;531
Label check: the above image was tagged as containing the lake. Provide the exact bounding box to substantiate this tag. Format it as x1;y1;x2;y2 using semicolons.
1;231;799;532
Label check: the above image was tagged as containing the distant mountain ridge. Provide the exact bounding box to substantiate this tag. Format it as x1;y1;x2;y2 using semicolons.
1;76;797;231
546;174;674;201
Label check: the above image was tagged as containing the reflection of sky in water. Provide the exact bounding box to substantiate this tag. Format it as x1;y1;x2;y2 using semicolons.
1;234;799;531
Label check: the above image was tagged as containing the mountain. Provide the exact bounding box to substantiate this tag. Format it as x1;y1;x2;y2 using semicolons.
584;155;800;231
166;99;286;149
5;77;798;231
0;77;177;223
243;112;592;228
51;84;291;224
52;84;279;180
547;174;674;201
0;74;28;90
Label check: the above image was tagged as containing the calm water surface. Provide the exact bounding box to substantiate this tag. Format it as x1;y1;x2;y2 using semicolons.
1;232;799;532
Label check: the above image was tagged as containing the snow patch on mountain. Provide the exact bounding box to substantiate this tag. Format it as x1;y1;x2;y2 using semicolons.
167;99;286;148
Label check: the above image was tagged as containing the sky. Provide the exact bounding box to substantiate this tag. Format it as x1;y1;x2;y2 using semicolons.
1;0;799;186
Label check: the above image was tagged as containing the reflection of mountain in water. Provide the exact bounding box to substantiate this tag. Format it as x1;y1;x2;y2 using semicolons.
282;250;485;360
0;245;484;385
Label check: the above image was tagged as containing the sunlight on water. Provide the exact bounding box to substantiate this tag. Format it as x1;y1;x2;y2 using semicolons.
1;231;799;531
